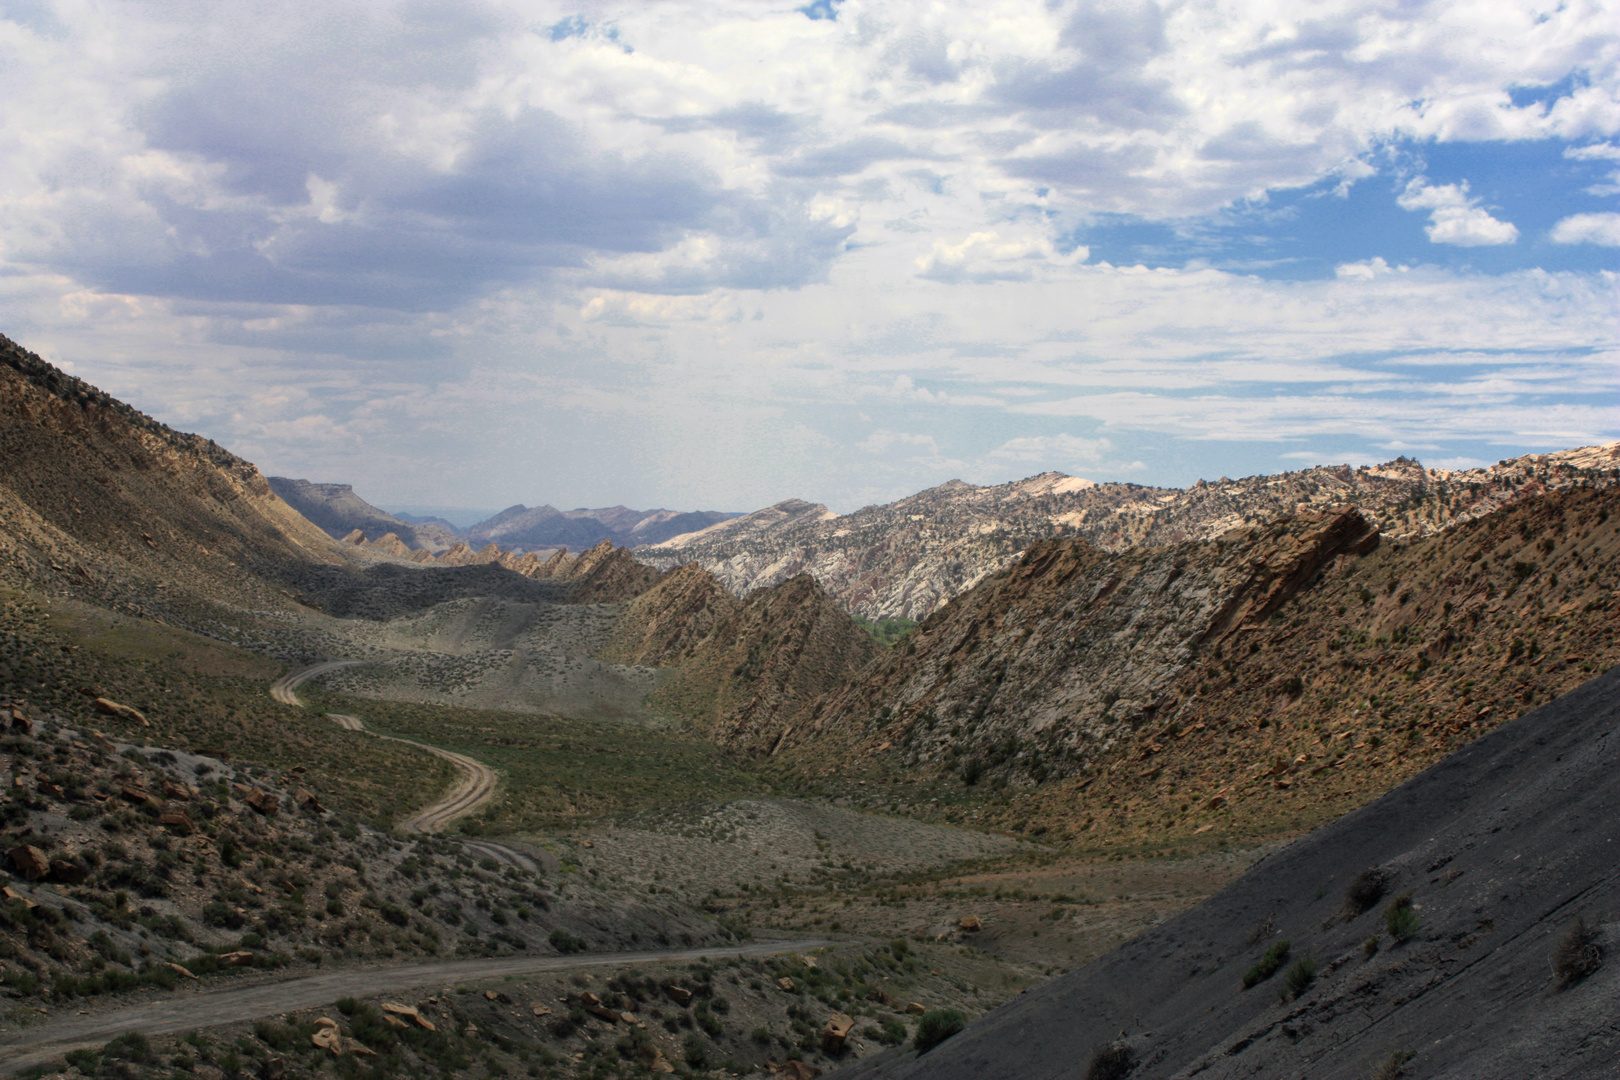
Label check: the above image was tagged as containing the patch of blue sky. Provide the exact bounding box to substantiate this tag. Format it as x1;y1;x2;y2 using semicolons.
1076;138;1619;279
797;0;843;21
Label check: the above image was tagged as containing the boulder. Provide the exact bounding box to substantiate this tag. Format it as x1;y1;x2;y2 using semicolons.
121;784;160;806
8;845;48;880
381;1001;436;1030
777;977;796;992
93;697;148;726
905;1001;927;1015
665;984;693;1006
49;858;86;884
165;962;198;980
7;708;33;735
243;788;280;816
219;950;255;966
821;1012;854;1052
2;885;38;908
162;780;193;801
158;809;194;834
774;1063;822;1079
959;915;983;932
311;1026;341;1054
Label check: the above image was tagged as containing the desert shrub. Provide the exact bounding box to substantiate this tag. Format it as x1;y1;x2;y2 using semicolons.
867;1017;907;1045
549;929;587;954
1085;1042;1136;1080
1344;869;1387;918
1385;893;1420;943
100;1030;153;1063
1242;940;1290;989
914;1008;965;1053
1552;916;1603;986
1280;956;1317;1001
1370;1048;1414;1079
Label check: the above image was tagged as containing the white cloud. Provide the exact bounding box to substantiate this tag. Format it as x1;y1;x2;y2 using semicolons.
1335;257;1401;280
992;433;1112;464
1550;212;1620;246
914;231;1087;283
1396;179;1519;246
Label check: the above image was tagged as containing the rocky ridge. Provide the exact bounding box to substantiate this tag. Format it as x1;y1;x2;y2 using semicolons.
0;334;343;617
642;447;1620;621
608;572;881;751
464;503;738;552
771;484;1620;846
268;479;462;553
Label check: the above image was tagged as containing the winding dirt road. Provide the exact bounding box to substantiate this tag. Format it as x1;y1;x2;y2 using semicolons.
0;938;829;1074
272;661;498;836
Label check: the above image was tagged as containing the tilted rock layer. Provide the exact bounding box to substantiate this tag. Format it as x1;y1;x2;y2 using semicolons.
780;484;1620;845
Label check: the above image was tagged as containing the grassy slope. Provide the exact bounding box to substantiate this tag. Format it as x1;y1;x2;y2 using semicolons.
1;589;453;828
295;685;772;835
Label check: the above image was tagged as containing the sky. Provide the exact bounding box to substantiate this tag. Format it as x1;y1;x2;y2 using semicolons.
1;0;1617;517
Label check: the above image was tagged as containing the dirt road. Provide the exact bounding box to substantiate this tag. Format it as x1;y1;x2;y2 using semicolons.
272;661;498;834
0;938;828;1074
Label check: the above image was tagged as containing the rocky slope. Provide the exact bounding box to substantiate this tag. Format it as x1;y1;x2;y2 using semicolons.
774;485;1620;846
0;334;343;616
838;666;1620;1079
615;572;882;751
267;478;462;552
643;446;1620;620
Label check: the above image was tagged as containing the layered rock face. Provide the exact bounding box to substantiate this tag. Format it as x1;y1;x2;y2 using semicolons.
0;334;341;611
781;485;1620;845
644;448;1620;621
781;508;1384;774
609;569;881;751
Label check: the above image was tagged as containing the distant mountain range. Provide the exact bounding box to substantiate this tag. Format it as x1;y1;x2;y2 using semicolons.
640;449;1620;619
267;477;738;554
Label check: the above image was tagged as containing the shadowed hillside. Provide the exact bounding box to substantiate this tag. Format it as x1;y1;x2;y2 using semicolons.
837;666;1620;1079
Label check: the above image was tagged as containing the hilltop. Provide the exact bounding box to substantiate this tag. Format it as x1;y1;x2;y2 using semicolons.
642;447;1619;620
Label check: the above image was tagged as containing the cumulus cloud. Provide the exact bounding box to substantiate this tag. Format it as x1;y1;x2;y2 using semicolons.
1550;212;1620;246
914;231;1088;282
2;0;1617;511
1396;179;1520;246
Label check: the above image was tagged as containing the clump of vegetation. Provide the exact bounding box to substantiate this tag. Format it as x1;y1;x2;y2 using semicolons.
1552;916;1603;987
1344;868;1387;918
549;929;588;954
914;1008;966;1053
1385;893;1420;943
1371;1048;1415;1079
852;614;919;647
1242;940;1291;989
1086;1041;1137;1080
1280;956;1317;1001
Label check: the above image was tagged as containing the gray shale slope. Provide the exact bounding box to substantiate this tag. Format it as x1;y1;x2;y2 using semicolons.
840;666;1620;1080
